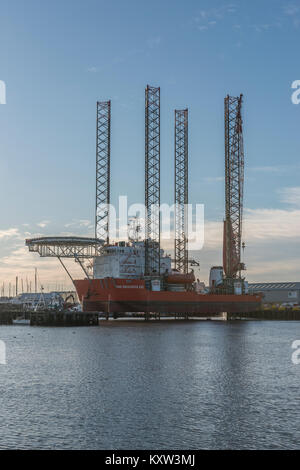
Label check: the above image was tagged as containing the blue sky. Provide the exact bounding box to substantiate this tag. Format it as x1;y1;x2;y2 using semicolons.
0;0;300;290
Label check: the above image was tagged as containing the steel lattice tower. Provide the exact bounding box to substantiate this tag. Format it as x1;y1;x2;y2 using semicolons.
223;94;244;279
145;85;160;275
174;109;188;273
95;101;111;243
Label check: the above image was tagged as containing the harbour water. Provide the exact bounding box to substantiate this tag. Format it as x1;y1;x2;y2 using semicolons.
0;320;299;449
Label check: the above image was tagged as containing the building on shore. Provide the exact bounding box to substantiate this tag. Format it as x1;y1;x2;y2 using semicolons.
249;282;300;306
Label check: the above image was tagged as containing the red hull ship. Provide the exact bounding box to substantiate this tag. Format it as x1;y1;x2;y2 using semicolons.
25;92;261;317
74;277;261;315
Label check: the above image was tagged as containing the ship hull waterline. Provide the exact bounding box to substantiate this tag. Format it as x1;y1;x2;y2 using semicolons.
74;279;261;316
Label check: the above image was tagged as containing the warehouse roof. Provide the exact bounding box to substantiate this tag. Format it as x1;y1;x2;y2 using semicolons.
249;282;300;290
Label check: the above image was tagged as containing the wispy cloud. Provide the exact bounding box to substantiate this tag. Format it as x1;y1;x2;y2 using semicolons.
195;207;300;250
243;207;300;240
249;165;282;173
198;25;208;32
248;164;300;174
160;205;300;282
198;4;236;20
0;245;81;291
86;45;149;75
283;2;300;27
246;256;300;277
65;219;93;229
0;228;21;240
87;66;98;73
284;3;300;16
279;186;300;206
37;220;50;228
147;36;161;48
251;23;272;32
202;176;224;183
193;3;237;32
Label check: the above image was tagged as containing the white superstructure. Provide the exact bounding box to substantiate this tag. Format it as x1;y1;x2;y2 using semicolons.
209;266;224;289
93;241;171;279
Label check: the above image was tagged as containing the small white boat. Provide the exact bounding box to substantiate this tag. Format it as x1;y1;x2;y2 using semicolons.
12;317;30;325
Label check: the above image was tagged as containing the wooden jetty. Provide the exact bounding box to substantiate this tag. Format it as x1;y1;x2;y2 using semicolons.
228;309;300;321
0;303;23;324
30;310;98;326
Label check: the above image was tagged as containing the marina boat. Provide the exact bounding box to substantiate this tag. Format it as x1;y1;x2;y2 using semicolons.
12;317;30;325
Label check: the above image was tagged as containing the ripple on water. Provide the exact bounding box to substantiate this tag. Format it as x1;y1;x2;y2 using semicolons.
0;322;299;449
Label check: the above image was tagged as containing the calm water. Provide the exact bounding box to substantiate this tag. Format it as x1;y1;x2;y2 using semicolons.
0;320;299;449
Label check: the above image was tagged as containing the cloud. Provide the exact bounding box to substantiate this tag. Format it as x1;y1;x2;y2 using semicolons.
147;36;161;48
249;166;282;173
79;219;92;227
65;219;92;228
193;207;300;250
248;164;300;175
0;228;21;240
283;3;300;27
246;257;300;277
198;25;208;31
193;4;237;31
250;19;283;33
201;4;236;20
0;245;81;292
279;186;300;206
0;223;91;292
208;209;299;281
161;205;300;252
1;246;36;267
37;220;50;228
184;206;300;281
86;48;144;76
243;207;300;240
284;3;299;16
159;206;300;283
251;24;271;32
